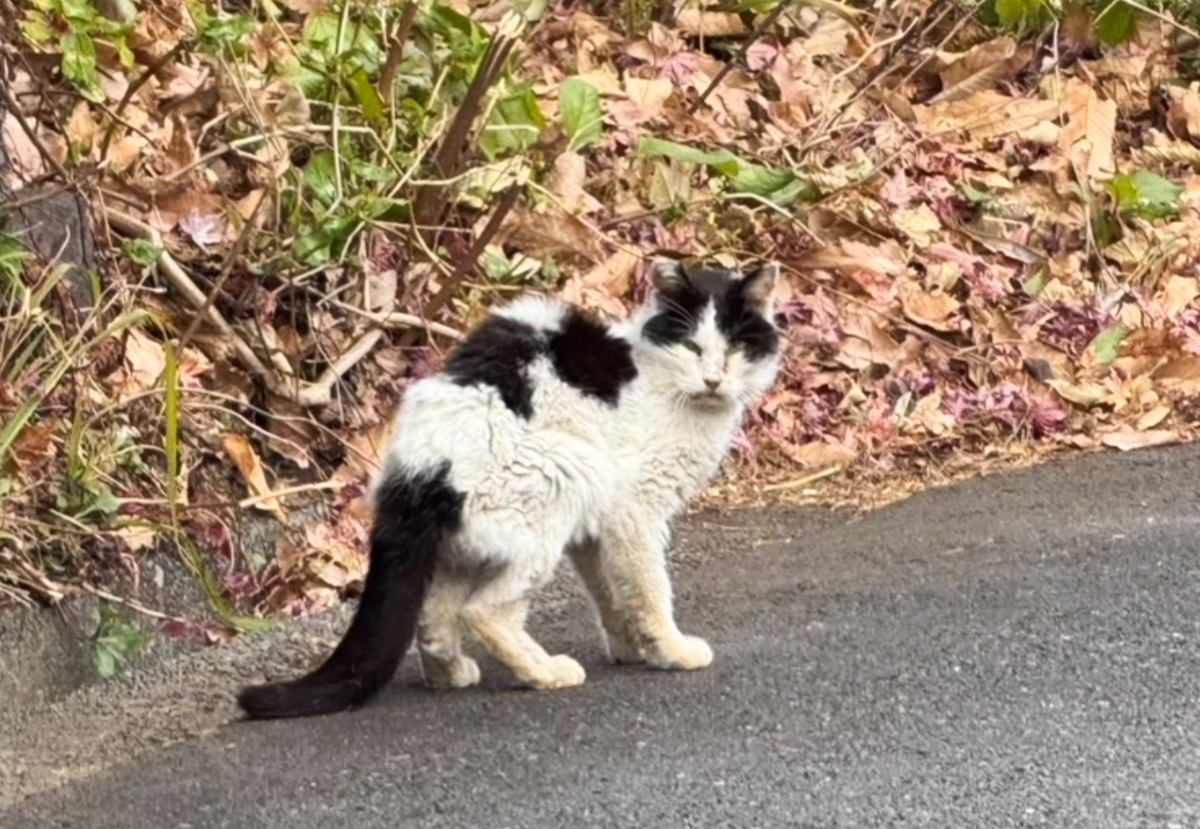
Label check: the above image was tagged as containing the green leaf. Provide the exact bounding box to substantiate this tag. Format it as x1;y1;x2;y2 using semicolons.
421;5;488;63
20;11;55;45
560;78;605;151
480;83;545;160
95;647;117;679
993;0;1054;30
1095;1;1138;45
1106;171;1183;219
636;137;740;173
347;65;386;122
61;32;104;103
637;137;816;206
194;6;258;53
729;164;794;196
304;150;339;208
123;239;163;267
1088;324;1126;365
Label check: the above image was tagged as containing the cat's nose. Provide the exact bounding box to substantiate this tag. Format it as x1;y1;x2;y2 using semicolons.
704;377;721;391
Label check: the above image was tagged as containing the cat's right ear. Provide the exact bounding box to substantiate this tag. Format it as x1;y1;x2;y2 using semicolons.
649;257;690;294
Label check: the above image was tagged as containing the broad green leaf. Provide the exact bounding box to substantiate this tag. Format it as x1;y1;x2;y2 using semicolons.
560;78;604;151
480;83;545;160
636;137;740;174
421;5;489;63
1106;171;1183;219
637;137;816;206
993;0;1054;30
20;11;54;44
729;164;794;196
347;65;385;122
1095;1;1138;45
1088;324;1126;365
304;150;339;208
62;33;104;102
195;8;257;52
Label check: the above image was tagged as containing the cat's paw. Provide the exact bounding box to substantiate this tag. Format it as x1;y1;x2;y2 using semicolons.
648;634;713;671
526;654;587;690
424;655;481;690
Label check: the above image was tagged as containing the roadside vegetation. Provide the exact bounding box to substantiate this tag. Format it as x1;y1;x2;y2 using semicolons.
1;0;1198;646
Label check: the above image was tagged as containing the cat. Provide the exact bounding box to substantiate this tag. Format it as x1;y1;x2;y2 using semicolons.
237;258;782;718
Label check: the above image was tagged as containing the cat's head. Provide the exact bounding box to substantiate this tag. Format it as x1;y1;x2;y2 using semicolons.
633;258;782;410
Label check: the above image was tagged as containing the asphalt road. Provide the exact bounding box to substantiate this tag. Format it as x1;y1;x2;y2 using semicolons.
9;447;1200;828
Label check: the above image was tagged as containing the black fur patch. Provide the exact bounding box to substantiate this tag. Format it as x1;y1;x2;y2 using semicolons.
547;308;638;405
444;315;543;419
644;267;779;360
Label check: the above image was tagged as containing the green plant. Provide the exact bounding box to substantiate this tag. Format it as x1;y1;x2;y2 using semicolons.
21;0;138;103
90;603;146;679
980;0;1195;46
1106;171;1184;220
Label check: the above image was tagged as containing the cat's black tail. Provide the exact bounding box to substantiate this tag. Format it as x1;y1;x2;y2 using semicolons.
237;463;464;719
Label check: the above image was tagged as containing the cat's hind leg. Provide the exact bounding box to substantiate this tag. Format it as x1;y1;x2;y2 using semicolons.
417;576;480;690
461;589;585;690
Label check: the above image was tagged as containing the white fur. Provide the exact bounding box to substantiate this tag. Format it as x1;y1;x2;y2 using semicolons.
379;286;780;690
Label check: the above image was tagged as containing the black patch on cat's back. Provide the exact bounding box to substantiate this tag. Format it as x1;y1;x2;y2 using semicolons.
547;308;637;405
444;315;542;419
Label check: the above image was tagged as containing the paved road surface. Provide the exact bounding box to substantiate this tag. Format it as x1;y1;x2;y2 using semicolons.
8;447;1200;828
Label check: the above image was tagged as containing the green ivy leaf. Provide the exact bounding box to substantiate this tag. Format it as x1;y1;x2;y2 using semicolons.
1106;171;1183;219
480;83;545;160
1094;1;1138;45
560;78;605;151
62;32;105;103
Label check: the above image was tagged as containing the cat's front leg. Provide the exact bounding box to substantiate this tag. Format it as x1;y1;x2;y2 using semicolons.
567;541;643;662
598;515;714;671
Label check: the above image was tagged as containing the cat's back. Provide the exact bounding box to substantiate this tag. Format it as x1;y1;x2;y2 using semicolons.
384;295;638;476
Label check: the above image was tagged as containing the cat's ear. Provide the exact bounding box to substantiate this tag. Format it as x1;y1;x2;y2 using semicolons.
649;257;690;294
741;262;779;312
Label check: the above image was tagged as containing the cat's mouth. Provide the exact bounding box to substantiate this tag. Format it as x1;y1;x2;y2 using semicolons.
690;390;732;408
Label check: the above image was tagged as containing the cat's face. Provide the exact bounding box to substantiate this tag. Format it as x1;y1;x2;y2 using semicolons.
637;259;781;410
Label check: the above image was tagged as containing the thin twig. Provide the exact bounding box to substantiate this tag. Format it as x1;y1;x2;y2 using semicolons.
78;583;191;624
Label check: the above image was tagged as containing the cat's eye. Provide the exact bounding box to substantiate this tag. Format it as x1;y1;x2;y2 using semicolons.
681;339;702;355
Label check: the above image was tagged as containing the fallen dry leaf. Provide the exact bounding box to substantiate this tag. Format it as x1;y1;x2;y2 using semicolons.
549;151;604;214
676;10;746;37
222;434;287;521
901;285;960;331
106;329;166;402
1058;80;1116;179
1099;429;1180;452
781;440;857;468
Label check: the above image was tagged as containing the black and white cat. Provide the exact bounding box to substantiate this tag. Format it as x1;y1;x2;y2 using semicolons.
238;258;782;718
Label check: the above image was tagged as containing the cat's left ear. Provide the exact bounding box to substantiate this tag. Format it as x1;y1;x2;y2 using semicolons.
741;262;779;313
